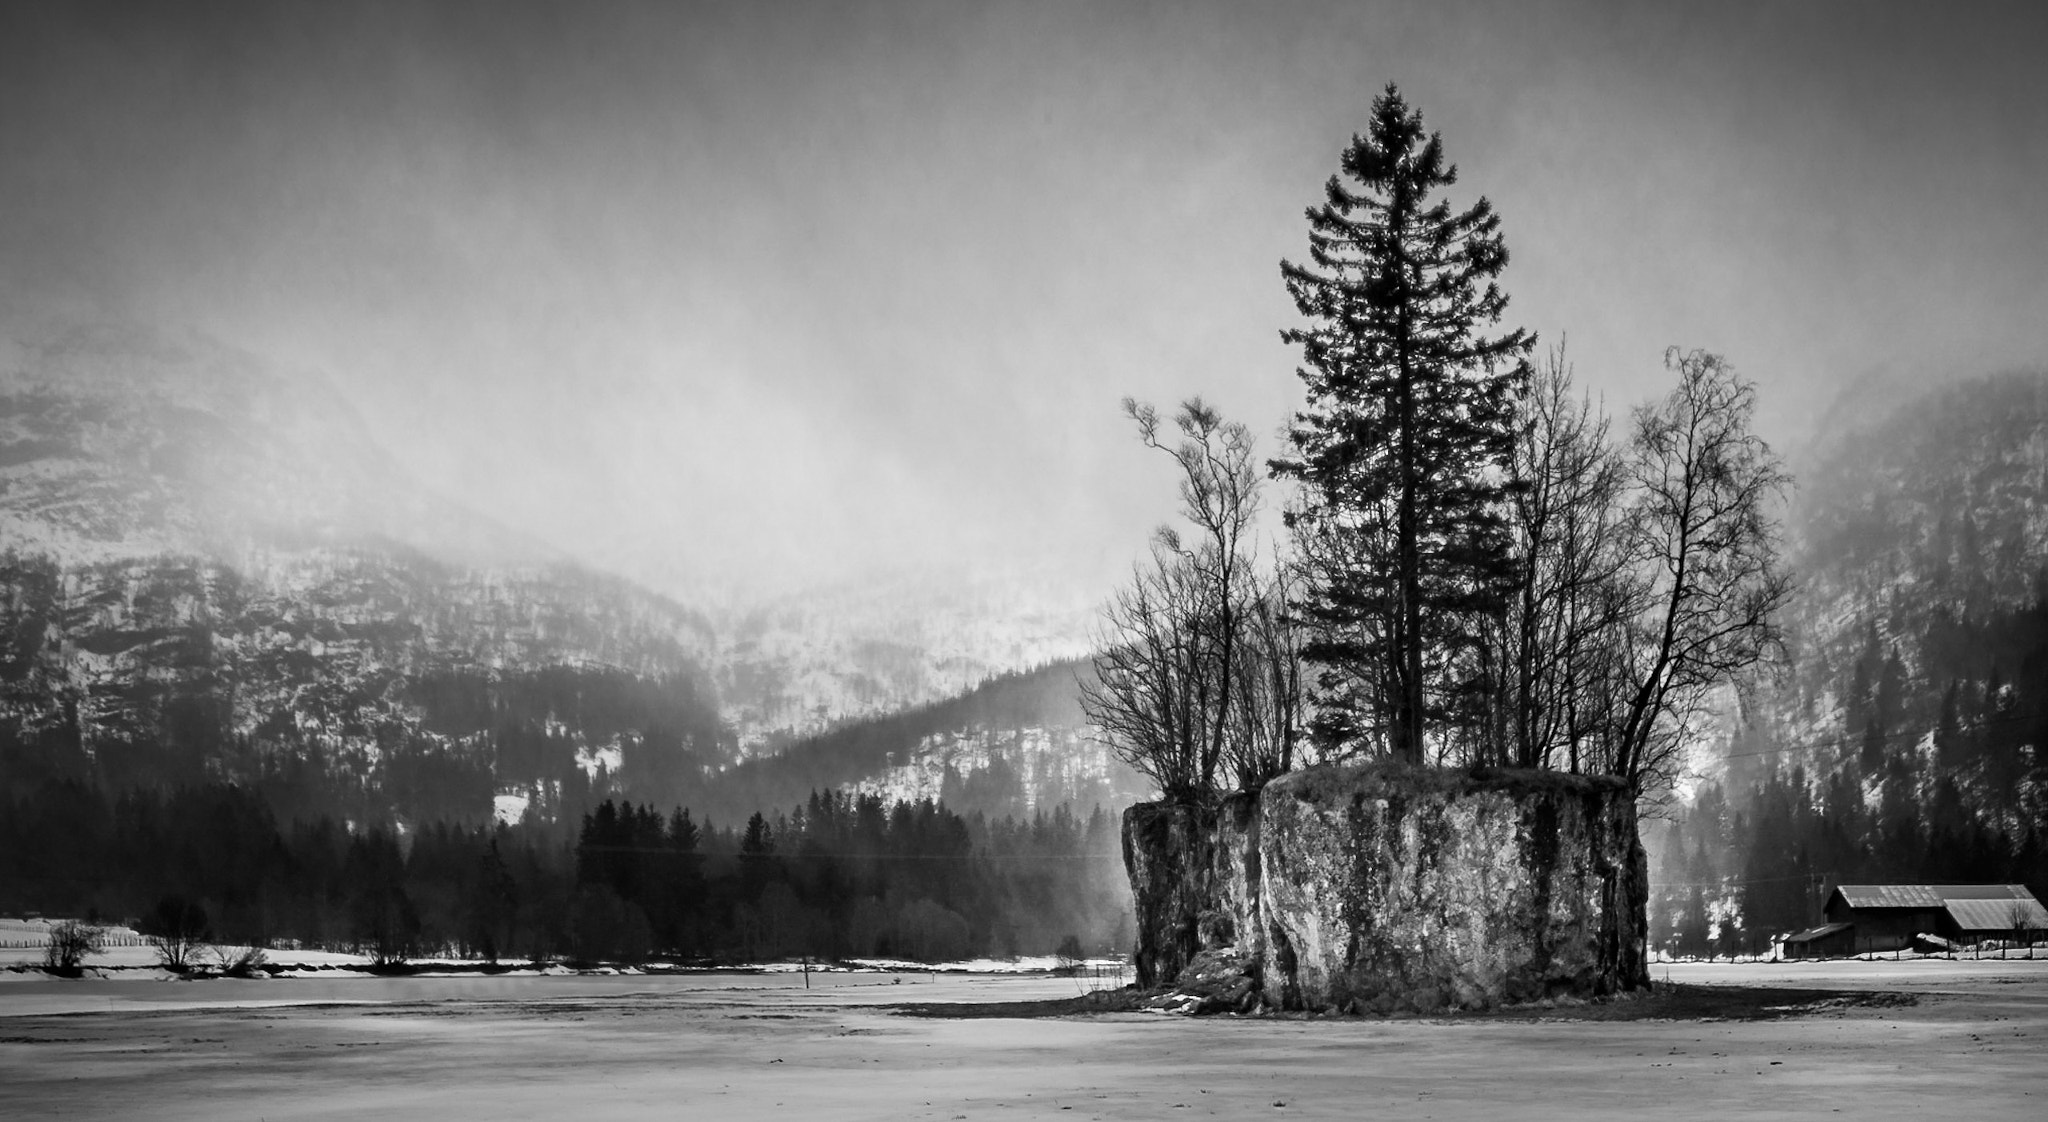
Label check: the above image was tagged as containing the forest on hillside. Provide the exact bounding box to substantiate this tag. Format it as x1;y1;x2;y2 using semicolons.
1652;583;2048;955
1651;372;2048;954
0;636;1139;966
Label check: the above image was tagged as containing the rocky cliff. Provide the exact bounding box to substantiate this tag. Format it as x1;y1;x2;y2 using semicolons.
1125;761;1649;1012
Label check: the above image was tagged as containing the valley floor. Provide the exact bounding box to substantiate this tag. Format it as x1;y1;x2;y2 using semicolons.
1;961;2043;1120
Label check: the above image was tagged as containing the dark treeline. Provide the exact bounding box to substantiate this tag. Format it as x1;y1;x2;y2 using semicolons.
0;781;1131;965
1648;589;2048;957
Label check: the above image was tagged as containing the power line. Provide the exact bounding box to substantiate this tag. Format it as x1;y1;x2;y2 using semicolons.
1652;872;1836;889
575;844;1114;861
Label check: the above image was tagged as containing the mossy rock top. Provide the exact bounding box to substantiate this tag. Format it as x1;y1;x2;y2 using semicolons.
1263;760;1629;806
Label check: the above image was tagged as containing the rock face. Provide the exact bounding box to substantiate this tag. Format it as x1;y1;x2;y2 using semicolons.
1123;761;1649;1012
1121;800;1217;989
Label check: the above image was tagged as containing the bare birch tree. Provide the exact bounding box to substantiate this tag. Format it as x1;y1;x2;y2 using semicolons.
1085;552;1215;801
1227;557;1305;788
1608;348;1793;790
1084;398;1301;802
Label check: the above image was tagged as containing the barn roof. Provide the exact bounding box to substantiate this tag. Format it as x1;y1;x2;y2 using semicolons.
1830;884;2048;931
1781;922;1851;944
1929;884;2037;901
1833;885;1942;908
1944;896;2048;933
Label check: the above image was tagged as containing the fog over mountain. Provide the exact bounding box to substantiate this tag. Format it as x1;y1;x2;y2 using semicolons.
0;316;551;568
0;316;1091;766
5;2;2044;605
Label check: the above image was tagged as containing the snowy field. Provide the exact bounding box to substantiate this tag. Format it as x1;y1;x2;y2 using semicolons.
0;918;1107;977
1;959;2043;1119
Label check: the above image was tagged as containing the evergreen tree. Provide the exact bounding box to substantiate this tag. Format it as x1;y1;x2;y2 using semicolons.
466;839;517;963
1273;84;1533;763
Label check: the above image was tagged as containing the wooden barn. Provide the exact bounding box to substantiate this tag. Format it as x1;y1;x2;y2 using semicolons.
1782;884;2048;957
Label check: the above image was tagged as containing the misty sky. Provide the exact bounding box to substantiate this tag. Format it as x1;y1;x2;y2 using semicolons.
4;1;2044;602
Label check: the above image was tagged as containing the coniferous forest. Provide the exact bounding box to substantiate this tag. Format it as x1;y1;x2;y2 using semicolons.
1651;585;2048;957
1;782;1130;965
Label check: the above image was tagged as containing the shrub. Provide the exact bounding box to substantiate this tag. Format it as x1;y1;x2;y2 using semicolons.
211;944;270;978
138;895;212;971
1054;933;1086;975
43;920;105;973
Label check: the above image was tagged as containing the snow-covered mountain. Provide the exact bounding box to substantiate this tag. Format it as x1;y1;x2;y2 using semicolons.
0;315;1114;824
0;318;542;567
0;317;726;819
1772;368;2048;737
700;568;1097;753
851;724;1136;817
682;659;1146;825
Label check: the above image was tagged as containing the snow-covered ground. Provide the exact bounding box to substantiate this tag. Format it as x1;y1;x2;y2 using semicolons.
1662;954;2048;994
0;917;1126;980
0;918;368;970
1;959;2043;1119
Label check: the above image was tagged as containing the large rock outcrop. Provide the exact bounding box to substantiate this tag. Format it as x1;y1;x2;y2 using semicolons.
1124;761;1649;1012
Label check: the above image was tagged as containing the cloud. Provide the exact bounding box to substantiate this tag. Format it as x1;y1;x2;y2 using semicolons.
3;1;2043;598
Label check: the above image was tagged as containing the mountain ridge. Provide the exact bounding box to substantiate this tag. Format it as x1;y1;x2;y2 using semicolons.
0;315;1112;827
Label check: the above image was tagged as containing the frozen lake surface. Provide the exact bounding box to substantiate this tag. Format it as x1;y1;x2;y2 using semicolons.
2;960;2044;1119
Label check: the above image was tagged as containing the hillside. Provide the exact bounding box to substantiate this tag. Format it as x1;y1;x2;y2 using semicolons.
1786;369;2048;719
0;317;728;822
0;316;1127;834
680;659;1147;826
701;570;1098;755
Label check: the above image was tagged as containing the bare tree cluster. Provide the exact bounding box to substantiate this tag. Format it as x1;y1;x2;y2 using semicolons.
1476;342;1635;772
1082;399;1303;803
1094;351;1789;801
1475;346;1792;791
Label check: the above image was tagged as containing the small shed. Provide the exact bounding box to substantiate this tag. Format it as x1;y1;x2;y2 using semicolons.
1780;922;1854;959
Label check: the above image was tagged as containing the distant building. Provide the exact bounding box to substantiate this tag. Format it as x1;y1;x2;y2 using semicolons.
1782;884;2048;957
1779;921;1855;958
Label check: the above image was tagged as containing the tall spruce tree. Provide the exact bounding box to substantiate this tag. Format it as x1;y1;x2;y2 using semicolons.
1273;85;1533;764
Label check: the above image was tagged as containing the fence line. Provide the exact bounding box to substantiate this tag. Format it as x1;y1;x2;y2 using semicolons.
0;934;150;949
